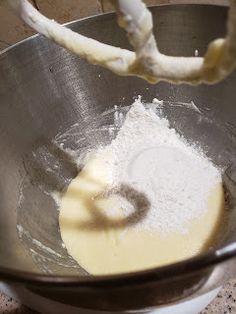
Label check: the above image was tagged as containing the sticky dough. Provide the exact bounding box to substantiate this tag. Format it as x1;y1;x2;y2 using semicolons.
9;0;236;85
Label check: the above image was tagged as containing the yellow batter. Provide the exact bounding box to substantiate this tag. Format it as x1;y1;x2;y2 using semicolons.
59;154;224;275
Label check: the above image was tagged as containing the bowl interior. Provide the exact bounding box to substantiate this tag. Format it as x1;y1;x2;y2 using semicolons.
1;4;236;278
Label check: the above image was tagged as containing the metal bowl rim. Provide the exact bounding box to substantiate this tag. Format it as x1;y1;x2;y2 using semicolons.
0;3;235;286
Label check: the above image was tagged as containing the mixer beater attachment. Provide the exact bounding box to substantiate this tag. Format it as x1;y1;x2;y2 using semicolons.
7;0;236;84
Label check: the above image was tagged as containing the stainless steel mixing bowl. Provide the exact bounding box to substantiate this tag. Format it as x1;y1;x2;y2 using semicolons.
1;2;236;311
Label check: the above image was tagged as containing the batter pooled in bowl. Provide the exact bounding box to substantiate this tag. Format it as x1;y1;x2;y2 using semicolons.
59;98;224;275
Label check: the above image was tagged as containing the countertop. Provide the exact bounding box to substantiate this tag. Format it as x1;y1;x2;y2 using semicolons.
0;279;236;314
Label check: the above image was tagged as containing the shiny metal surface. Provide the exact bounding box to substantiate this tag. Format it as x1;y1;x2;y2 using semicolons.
1;3;236;311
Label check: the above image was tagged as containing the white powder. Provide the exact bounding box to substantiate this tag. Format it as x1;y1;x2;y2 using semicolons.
97;98;222;235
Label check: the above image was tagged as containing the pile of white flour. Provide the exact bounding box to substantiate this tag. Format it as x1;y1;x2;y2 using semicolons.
95;98;222;234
